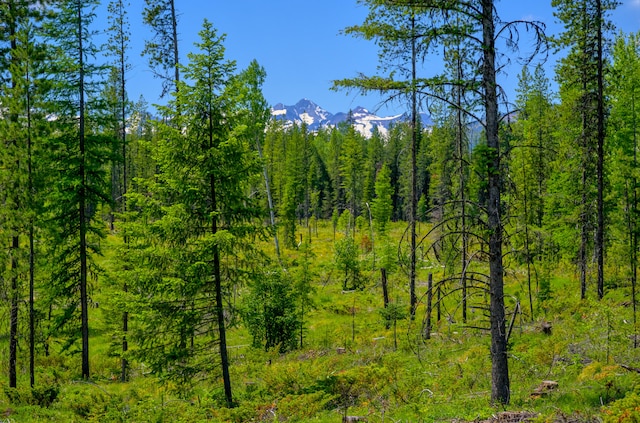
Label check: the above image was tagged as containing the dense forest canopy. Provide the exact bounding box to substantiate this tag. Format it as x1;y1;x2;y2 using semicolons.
1;0;640;421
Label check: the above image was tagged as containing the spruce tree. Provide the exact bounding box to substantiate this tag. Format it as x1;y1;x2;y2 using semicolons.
129;20;264;407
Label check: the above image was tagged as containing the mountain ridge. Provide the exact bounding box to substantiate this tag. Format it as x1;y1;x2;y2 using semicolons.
271;98;432;137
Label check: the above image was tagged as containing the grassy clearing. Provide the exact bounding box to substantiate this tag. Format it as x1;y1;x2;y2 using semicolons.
0;220;639;422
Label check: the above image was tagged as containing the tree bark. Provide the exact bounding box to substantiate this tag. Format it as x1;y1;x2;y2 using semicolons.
482;0;510;405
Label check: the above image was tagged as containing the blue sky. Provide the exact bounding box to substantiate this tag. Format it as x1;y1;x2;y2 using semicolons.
105;1;640;116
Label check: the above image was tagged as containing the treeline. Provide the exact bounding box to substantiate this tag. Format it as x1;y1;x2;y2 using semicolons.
0;0;638;409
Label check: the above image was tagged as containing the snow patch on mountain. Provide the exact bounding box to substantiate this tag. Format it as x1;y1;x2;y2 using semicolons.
271;99;431;138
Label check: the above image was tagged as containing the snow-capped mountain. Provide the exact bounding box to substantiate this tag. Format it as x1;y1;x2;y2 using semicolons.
271;99;431;138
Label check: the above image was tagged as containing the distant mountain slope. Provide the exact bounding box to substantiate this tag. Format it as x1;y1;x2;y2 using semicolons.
271;98;432;137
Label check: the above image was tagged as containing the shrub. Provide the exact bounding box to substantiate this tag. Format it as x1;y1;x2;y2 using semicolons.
242;267;301;353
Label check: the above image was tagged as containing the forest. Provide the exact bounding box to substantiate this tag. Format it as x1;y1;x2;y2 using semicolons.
1;0;640;422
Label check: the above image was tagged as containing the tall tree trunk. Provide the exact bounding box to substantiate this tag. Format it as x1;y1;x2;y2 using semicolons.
209;110;232;407
27;48;35;389
119;0;129;382
10;236;18;389
634;94;638;348
596;0;605;300
170;0;179;91
482;0;510;405
409;13;418;320
77;1;90;380
8;0;19;389
456;40;468;323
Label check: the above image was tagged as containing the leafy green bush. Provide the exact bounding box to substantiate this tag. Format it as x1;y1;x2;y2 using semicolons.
242;267;301;353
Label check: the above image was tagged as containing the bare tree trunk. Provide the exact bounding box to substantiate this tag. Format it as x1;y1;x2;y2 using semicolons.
382;268;390;329
482;0;509;405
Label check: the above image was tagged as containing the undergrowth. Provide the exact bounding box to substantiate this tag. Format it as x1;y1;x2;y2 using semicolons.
0;220;638;422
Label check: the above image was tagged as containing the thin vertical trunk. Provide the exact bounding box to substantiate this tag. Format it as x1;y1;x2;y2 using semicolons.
382;268;390;329
424;273;433;340
579;0;590;302
118;0;129;382
596;0;605;300
170;0;179;90
632;93;638;347
522;156;534;320
409;13;418;320
580;71;589;300
29;228;34;386
78;0;90;380
8;0;18;389
456;40;468;323
627;181;637;347
27;68;34;387
209;105;233;407
483;0;509;405
10;236;18;389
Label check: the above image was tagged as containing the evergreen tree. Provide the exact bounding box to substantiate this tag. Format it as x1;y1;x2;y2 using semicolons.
340;124;366;223
510;64;557;317
236;60;280;257
42;0;110;380
552;0;618;299
142;0;180;98
129;20;263;406
371;164;394;236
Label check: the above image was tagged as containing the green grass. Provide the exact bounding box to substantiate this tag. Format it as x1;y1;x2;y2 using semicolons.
0;220;639;422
